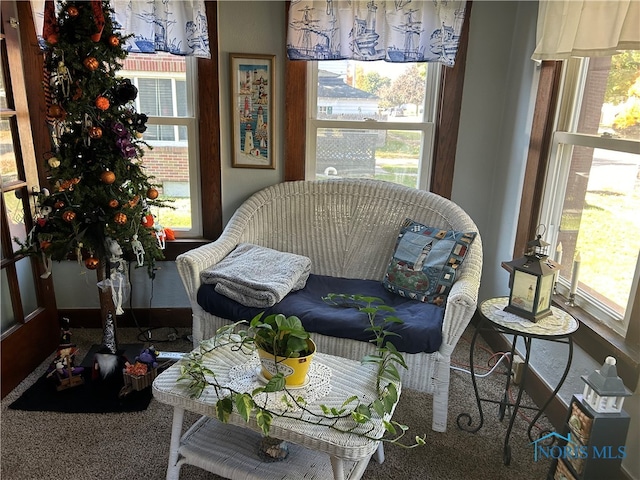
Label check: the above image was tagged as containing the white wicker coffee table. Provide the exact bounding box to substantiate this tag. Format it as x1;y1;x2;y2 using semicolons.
153;342;401;480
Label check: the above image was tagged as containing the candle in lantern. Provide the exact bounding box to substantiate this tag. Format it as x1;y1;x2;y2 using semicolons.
570;251;581;296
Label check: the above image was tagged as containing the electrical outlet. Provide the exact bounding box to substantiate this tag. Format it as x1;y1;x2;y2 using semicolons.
511;355;525;384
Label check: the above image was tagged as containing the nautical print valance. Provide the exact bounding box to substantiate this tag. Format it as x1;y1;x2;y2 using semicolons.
287;0;467;66
113;0;210;58
33;0;210;58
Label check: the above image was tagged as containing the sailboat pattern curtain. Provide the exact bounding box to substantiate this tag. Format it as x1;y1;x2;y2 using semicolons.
32;0;210;58
287;0;467;66
113;0;210;58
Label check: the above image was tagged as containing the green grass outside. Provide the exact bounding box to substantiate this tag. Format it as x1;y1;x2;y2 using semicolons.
572;188;640;312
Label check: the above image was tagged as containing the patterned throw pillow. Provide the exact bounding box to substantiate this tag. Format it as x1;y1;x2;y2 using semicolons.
382;218;477;306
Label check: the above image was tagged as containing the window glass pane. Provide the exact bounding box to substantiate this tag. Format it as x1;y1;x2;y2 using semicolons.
3;189;28;253
557;147;640;319
577;52;640;141
1;119;19;185
1;269;16;334
143;136;192;230
138;78;174;116
316;128;421;188
176;80;187;117
317;60;428;122
16;257;38;317
0;64;7;109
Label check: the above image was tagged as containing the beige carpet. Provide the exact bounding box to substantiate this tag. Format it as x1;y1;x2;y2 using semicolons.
1;326;554;479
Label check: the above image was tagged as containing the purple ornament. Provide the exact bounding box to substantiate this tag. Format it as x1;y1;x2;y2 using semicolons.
112;122;128;137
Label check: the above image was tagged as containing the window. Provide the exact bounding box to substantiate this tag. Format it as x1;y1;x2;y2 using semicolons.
539;53;640;337
306;60;440;190
119;52;201;237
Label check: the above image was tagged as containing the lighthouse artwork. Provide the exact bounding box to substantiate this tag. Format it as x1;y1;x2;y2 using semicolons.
231;54;275;168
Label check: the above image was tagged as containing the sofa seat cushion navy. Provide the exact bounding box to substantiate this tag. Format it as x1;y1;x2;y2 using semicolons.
197;273;445;354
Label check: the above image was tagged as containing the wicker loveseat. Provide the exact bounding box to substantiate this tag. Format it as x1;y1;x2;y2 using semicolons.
176;179;483;432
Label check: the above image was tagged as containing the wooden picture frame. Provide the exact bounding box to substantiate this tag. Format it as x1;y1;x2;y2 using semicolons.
230;53;275;169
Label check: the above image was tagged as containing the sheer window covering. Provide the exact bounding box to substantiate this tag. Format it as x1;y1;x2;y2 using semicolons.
33;0;210;58
287;0;467;66
532;0;640;60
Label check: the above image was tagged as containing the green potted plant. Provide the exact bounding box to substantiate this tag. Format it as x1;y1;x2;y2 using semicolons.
249;313;316;387
178;295;425;448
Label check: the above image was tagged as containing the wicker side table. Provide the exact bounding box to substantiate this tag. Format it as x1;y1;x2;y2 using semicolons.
153;344;400;480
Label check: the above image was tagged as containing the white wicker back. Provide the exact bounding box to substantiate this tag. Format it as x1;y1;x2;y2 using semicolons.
176;179;483;432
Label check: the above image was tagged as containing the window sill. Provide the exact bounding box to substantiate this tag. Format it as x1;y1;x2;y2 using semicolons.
162;238;211;261
552;293;639;391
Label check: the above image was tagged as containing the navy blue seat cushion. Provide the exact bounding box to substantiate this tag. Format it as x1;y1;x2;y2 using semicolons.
196;274;445;354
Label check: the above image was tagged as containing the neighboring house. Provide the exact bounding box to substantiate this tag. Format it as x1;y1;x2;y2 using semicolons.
317;69;379;119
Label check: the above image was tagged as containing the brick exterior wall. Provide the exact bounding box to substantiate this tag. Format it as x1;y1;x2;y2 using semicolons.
123;54;189;194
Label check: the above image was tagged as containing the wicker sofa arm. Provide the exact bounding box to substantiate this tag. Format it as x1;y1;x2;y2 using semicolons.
176;236;238;306
440;234;483;349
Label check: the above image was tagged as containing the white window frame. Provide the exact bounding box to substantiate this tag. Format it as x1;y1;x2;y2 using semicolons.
539;58;640;336
119;57;202;238
305;61;441;191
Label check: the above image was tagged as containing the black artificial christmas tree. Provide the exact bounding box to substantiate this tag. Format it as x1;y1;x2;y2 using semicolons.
17;0;167;287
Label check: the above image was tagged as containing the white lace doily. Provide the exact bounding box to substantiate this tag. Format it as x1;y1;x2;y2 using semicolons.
225;356;332;412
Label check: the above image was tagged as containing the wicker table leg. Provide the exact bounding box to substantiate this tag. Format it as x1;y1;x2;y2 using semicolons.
166;407;185;480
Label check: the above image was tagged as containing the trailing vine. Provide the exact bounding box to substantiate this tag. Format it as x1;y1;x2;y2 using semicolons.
177;294;426;447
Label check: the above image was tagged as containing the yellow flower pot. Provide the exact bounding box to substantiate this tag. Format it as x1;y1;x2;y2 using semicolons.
257;339;316;387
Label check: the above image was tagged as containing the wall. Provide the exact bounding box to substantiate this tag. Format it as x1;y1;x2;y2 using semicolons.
51;2;638;477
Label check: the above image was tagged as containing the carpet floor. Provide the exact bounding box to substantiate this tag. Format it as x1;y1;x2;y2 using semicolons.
1;325;555;479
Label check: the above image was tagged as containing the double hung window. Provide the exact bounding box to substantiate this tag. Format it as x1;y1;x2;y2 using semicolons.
119;52;201;237
306;60;440;190
539;53;640;337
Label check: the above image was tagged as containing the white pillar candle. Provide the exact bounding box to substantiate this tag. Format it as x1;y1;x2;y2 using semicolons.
570;251;581;295
555;242;563;283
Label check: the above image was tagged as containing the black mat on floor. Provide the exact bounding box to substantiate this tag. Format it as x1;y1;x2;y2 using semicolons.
8;345;153;413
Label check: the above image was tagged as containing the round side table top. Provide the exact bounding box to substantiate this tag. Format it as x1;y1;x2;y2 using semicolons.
479;297;579;338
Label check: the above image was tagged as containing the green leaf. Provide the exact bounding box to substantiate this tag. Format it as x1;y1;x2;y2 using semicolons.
235;393;253;422
372;398;386;417
341;395;359;407
256;409;273;436
215;397;233;423
263;374;286;392
383;420;397;434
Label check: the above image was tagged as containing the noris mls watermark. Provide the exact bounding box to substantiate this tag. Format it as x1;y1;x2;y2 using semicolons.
530;432;626;462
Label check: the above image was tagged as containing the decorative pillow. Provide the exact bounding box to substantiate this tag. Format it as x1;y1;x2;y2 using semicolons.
382;218;477;306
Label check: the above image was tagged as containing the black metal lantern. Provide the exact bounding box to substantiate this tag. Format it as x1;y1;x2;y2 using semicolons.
503;234;560;322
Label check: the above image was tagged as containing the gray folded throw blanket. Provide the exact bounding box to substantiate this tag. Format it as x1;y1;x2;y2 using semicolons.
200;243;312;307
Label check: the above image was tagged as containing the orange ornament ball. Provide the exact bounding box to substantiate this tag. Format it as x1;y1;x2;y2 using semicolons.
48;104;65;119
100;170;116;184
95;96;110;111
54;200;65;209
114;212;127;225
108;35;120;47
88;126;103;139
146;188;159;200
85;257;100;270
67;6;79;17
141;214;154;228
108;199;119;208
62;210;76;222
83;56;99;71
47;34;58;45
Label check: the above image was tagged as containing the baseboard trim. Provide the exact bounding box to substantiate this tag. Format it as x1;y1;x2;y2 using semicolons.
471;312;568;430
59;308;193;329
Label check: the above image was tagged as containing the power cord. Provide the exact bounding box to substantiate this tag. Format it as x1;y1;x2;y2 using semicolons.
125;261;182;344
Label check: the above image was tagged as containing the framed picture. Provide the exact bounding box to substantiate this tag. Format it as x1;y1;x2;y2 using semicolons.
230;53;275;169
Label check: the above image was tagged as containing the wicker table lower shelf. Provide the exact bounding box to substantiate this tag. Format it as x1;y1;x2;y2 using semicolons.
179;416;362;480
154;344;398;480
